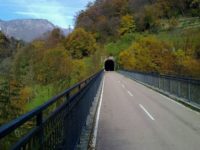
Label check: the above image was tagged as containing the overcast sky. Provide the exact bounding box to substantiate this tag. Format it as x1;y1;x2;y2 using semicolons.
0;0;94;28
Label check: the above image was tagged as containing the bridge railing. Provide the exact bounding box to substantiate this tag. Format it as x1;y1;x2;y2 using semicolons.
0;70;103;150
120;70;200;107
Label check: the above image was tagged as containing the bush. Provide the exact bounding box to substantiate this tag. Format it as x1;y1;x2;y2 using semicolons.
119;36;176;74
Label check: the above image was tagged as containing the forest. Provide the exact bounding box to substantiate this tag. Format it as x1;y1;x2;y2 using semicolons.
0;0;200;144
76;0;200;77
0;27;103;128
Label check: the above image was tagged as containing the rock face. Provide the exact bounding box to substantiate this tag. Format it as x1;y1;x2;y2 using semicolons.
0;19;61;42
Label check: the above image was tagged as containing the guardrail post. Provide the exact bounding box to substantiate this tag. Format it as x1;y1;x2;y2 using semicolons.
36;112;43;150
188;80;191;102
169;79;172;93
66;93;70;101
178;81;181;97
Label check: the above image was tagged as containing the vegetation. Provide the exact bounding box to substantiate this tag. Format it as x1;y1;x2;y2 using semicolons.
75;0;200;78
0;28;102;127
76;0;200;41
1;1;199;125
64;28;97;59
0;27;104;148
0;0;200;147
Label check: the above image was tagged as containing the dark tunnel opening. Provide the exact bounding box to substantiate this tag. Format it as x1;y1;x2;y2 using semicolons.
104;59;115;71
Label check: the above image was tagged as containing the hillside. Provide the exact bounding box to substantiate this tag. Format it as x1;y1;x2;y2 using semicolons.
76;0;200;41
75;0;200;78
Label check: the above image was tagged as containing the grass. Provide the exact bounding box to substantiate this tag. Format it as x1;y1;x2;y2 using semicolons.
159;17;200;31
105;21;200;56
105;33;141;56
178;17;200;29
26;84;54;111
155;27;200;50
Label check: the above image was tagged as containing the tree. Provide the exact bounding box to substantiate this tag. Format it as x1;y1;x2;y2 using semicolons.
190;0;200;16
119;36;176;74
119;15;136;35
45;28;64;48
64;28;97;59
119;49;136;70
0;31;10;58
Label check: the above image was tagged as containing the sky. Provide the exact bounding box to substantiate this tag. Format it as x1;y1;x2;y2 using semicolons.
0;0;94;28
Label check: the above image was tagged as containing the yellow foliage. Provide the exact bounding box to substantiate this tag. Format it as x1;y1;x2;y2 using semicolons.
64;28;97;59
33;45;72;84
119;36;176;74
71;59;88;82
19;87;33;110
173;49;200;77
119;49;136;70
119;15;136;35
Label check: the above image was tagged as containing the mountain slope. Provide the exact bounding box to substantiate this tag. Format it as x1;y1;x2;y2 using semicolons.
0;19;56;42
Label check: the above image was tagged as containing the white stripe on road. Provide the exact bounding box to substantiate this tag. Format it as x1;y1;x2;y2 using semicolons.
92;77;105;147
127;91;133;97
139;104;155;121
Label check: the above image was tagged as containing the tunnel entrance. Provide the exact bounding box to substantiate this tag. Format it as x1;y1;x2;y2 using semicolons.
104;59;115;71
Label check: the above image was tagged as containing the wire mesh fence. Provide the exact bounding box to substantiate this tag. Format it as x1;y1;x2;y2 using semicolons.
0;70;103;150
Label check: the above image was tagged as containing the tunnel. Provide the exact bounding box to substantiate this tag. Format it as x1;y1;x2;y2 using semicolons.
104;59;115;71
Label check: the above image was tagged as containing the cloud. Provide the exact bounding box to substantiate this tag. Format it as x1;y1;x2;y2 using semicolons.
11;0;86;28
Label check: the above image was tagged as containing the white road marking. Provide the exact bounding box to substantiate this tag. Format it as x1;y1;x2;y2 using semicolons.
122;74;200;116
122;84;125;88
139;104;155;121
92;77;105;147
127;90;133;97
120;74;200;115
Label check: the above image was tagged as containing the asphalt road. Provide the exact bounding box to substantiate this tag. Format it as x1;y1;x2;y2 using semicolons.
96;72;200;150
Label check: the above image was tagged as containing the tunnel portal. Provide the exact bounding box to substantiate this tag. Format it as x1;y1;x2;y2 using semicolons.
104;59;115;71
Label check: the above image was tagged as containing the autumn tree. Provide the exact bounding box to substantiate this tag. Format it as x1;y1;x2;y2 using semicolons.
64;28;97;59
45;28;64;48
173;49;200;77
119;15;136;35
119;36;176;74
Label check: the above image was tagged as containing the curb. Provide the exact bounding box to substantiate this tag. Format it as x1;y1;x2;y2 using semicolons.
87;74;104;150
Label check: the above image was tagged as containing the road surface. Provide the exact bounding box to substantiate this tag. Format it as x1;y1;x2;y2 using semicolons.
96;72;200;150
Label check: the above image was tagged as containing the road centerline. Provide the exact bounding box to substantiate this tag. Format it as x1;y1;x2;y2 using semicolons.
127;90;133;97
139;104;155;121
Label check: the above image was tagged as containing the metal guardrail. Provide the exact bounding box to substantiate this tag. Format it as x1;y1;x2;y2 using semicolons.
0;70;103;150
120;70;200;106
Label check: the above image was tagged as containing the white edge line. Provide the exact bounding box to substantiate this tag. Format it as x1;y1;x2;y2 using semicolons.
92;77;105;147
127;91;133;97
139;104;155;121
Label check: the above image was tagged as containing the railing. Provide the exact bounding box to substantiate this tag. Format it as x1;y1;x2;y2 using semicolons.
120;70;200;106
0;70;103;150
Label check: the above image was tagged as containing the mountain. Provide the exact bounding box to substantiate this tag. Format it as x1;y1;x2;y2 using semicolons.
0;19;70;42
